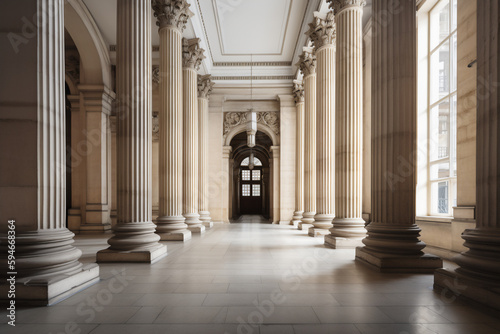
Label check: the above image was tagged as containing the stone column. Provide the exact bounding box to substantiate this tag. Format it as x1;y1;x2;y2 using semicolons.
298;47;317;232
325;0;366;248
0;0;99;305
222;146;233;223
307;11;336;237
271;146;281;224
198;74;215;229
152;0;193;241
182;38;205;233
97;0;167;263
434;0;500;310
355;0;442;272
292;81;305;226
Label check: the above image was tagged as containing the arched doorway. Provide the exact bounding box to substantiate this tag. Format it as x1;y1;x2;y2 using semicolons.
230;131;272;219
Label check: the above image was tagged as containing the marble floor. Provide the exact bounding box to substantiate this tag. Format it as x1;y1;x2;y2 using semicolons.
2;216;499;334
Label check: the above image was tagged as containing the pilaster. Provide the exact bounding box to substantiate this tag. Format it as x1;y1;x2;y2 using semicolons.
292;81;305;226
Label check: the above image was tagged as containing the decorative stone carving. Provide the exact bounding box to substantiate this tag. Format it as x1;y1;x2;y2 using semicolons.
296;47;316;77
198;74;214;99
292;80;304;104
153;66;160;84
182;38;205;70
306;11;336;49
152;0;193;31
152;112;159;141
65;50;80;84
223;111;280;137
328;0;366;14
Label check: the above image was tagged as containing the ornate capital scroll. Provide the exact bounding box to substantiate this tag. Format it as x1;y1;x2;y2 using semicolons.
328;0;366;14
296;47;316;77
152;112;159;141
198;74;215;99
182;38;205;70
306;11;336;49
152;0;194;32
292;80;304;104
223;112;280;137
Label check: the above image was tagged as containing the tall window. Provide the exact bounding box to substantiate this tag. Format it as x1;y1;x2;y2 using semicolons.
428;0;457;215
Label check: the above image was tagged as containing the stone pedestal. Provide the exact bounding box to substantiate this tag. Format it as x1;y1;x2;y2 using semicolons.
97;0;166;263
182;38;205;234
307;12;336;237
326;1;367;248
0;0;99;305
198;75;214;229
354;0;441;272
292;81;305;226
297;48;317;232
153;0;193;241
434;0;500;311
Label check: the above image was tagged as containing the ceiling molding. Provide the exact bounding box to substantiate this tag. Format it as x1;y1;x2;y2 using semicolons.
213;62;292;67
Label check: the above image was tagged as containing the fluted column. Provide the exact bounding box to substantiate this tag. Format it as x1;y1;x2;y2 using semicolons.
434;0;500;310
292;81;305;226
152;0;193;241
307;12;336;237
97;0;167;263
355;0;441;272
326;0;366;248
0;0;99;305
298;47;317;231
198;74;215;229
183;38;205;233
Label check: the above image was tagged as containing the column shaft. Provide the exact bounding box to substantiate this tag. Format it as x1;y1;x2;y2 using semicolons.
198;74;214;228
153;0;193;241
301;73;317;229
0;0;98;305
434;0;500;311
292;81;305;225
326;1;366;248
355;0;442;272
97;0;166;263
183;67;203;232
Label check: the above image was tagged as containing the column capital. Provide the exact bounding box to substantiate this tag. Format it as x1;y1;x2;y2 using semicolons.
152;0;194;32
292;80;304;104
306;11;336;50
198;74;215;99
182;38;205;70
328;0;366;14
296;47;316;77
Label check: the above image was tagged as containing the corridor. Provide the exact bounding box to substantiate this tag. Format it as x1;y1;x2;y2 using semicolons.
1;220;499;334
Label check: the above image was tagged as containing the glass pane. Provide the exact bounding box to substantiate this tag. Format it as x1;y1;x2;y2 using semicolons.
431;181;449;214
242;170;251;181
242;184;251;197
430;99;451;161
430;0;450;50
252;170;260;181
431;162;450;180
451;0;457;31
451;33;457;92
252;184;261;197
450;94;457;177
241;157;249;166
254;158;262;166
430;40;450;104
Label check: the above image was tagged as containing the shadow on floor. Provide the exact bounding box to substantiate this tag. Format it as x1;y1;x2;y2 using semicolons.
230;215;270;224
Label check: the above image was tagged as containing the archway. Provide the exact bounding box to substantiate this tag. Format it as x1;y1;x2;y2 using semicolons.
229;131;273;220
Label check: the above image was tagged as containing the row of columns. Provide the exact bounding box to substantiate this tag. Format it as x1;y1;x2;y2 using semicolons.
0;0;215;304
294;1;366;245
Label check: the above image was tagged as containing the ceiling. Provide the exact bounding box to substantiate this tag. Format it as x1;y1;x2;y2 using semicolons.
80;0;372;87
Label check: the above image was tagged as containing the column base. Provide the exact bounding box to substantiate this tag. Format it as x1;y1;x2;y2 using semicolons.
0;264;99;306
188;225;206;234
97;243;167;264
158;230;192;241
202;221;214;229
291;220;300;227
355;246;442;273
308;227;331;237
299;223;314;232
434;268;500;311
325;235;364;249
